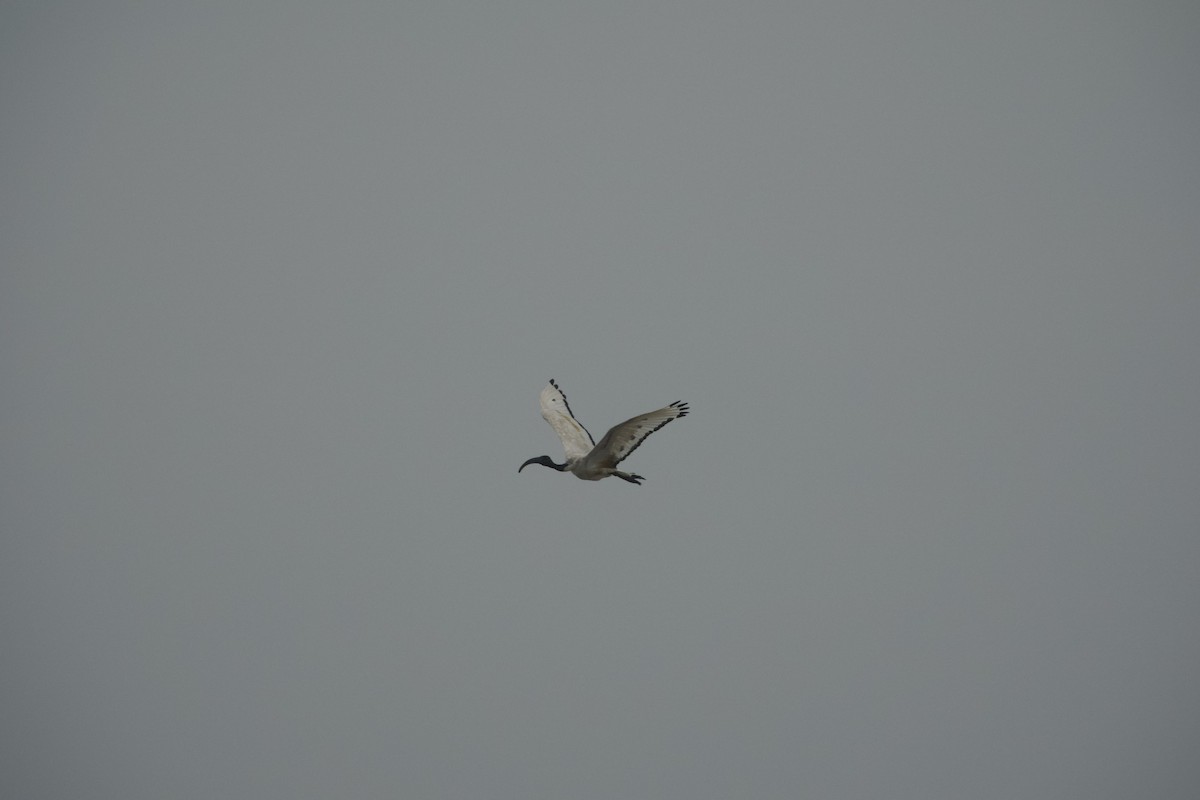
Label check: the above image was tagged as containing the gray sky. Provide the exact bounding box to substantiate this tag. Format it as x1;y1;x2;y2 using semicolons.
3;2;1198;798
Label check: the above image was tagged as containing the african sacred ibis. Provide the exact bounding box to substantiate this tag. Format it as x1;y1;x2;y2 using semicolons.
519;379;689;485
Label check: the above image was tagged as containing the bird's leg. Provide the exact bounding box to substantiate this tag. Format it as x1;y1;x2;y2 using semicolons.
613;471;645;485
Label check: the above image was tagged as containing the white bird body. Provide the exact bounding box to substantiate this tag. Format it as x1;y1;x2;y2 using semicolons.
519;379;689;485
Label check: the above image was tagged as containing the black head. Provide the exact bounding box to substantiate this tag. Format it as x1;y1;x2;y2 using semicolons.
519;455;567;473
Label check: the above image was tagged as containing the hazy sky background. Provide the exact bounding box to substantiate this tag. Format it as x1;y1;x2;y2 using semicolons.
3;2;1198;798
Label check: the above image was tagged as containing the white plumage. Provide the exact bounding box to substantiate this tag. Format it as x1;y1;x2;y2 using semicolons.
519;379;689;485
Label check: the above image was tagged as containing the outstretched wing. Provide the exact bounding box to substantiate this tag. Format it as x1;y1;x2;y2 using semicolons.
539;379;595;461
590;401;689;468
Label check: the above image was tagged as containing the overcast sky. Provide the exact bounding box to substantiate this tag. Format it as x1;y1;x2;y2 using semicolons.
3;2;1198;798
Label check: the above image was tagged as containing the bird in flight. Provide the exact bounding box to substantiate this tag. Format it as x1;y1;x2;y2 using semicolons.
519;379;689;485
